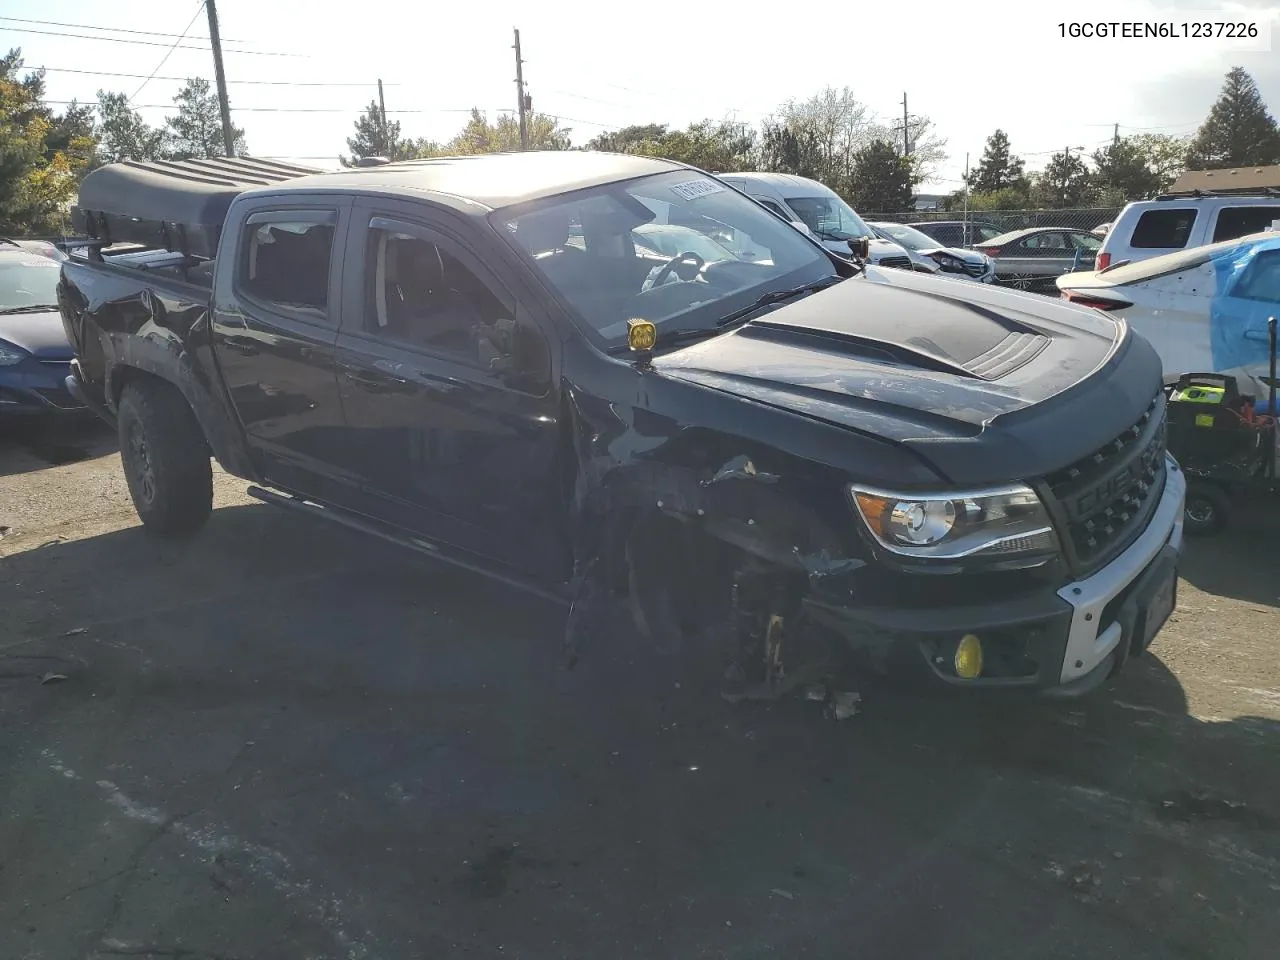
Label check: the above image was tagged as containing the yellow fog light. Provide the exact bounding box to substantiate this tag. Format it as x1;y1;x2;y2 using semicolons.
954;634;983;679
627;318;657;352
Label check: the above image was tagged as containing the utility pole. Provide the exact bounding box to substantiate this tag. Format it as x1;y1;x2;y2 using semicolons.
962;152;970;235
901;92;910;157
513;28;529;151
377;78;388;150
1113;122;1120;146
205;0;235;157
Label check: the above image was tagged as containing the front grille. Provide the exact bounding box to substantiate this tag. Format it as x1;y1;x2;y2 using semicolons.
1043;393;1167;575
878;256;912;270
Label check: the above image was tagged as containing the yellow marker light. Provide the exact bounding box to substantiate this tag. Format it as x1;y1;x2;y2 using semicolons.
954;634;983;679
627;318;657;353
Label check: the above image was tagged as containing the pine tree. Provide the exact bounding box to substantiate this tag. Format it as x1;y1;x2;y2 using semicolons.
1031;150;1095;208
343;101;409;165
165;78;245;159
1185;67;1280;170
847;139;914;212
96;91;167;162
966;129;1027;194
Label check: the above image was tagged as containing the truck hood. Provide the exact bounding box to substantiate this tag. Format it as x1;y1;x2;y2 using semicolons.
0;309;73;359
654;270;1162;486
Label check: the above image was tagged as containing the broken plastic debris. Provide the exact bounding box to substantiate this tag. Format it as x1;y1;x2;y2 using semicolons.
40;673;68;685
770;888;795;900
64;627;87;637
804;684;827;702
824;691;862;720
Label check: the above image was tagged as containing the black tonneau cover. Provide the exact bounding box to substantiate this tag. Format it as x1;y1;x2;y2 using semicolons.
73;157;322;260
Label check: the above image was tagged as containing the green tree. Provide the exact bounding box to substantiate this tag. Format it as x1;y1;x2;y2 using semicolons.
343;100;420;165
628;119;757;172
165;78;245;159
966;129;1028;195
0;49;96;233
586;124;668;153
760;120;824;180
445;108;570;154
1185;66;1280;170
95;91;167;162
1091;133;1188;201
1031;150;1094;208
847;139;914;212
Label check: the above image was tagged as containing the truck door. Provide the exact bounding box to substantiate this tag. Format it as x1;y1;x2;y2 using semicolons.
211;197;362;507
331;205;568;579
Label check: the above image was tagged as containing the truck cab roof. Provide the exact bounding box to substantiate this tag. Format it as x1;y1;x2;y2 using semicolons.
74;152;686;259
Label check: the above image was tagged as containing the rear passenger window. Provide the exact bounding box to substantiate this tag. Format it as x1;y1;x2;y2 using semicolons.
1212;206;1280;243
1130;208;1197;249
240;214;336;314
758;199;789;219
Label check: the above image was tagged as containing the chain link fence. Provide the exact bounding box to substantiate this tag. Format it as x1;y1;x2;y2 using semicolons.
864;207;1122;234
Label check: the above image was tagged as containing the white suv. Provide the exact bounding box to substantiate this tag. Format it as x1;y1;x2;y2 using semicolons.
1096;193;1280;271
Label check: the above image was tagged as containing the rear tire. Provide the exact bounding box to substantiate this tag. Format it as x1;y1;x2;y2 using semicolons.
117;380;213;537
1183;482;1229;537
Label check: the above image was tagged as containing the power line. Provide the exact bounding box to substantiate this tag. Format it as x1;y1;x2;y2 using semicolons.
130;2;206;102
0;14;248;43
1;25;304;56
43;100;496;114
36;66;401;87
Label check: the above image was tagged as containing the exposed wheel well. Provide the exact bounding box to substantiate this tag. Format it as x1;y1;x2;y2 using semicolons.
112;367;211;457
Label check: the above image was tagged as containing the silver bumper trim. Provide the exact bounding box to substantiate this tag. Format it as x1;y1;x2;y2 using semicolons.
1057;457;1185;683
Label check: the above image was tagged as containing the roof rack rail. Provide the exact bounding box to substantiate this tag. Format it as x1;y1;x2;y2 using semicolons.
1157;187;1280;200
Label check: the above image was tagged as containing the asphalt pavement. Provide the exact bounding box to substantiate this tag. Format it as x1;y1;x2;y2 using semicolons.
2;421;1278;960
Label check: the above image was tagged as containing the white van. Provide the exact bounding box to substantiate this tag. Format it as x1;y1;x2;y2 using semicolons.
718;172;926;273
1095;193;1280;271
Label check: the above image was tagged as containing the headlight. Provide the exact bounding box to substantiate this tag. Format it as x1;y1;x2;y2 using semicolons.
0;340;30;366
930;253;966;272
849;483;1058;562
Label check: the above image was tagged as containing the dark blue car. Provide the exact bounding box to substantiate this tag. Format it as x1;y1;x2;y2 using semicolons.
0;249;86;419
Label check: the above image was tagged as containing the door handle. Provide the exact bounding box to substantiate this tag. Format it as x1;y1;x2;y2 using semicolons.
343;368;409;390
221;336;258;356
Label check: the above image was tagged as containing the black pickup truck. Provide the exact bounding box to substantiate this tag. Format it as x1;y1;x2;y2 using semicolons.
58;153;1185;699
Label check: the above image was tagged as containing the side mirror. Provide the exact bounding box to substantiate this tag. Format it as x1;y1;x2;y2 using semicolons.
848;237;870;260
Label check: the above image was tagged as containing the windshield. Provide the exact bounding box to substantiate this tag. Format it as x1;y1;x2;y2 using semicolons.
0;256;61;310
496;171;834;347
785;195;873;242
872;222;941;252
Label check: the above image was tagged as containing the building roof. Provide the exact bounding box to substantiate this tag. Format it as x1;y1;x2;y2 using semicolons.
1169;164;1280;194
254;151;683;211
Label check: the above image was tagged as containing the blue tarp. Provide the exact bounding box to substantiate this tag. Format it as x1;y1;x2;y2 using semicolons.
1209;234;1280;374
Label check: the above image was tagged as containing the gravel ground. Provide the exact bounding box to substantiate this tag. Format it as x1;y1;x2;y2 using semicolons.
2;421;1278;960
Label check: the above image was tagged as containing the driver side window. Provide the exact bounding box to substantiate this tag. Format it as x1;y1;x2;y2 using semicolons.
365;224;549;392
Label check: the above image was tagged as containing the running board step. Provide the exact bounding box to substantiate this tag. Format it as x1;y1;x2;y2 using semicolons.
245;485;569;607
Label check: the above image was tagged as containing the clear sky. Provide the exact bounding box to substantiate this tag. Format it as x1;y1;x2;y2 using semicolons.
4;0;1278;193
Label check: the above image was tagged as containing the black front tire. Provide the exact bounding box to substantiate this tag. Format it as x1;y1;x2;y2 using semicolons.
117;380;213;537
1183;482;1230;537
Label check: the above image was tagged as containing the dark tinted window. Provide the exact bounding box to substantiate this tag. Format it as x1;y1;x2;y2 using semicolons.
241;217;335;313
757;199;789;218
1212;206;1280;243
1233;249;1280;303
368;229;497;354
1130;208;1197;249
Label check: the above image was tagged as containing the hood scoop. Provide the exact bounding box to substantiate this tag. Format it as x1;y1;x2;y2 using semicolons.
750;281;1050;381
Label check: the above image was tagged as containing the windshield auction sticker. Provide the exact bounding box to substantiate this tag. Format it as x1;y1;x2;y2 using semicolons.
670;179;727;201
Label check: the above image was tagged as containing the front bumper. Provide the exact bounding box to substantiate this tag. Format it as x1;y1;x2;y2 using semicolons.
804;458;1186;695
0;357;88;419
